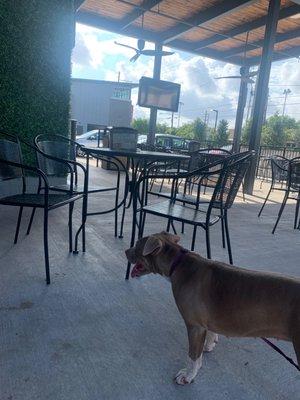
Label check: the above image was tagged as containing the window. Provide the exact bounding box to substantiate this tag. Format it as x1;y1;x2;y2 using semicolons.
112;88;130;100
172;138;184;149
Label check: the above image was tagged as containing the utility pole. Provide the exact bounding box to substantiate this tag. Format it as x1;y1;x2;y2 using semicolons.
212;109;219;134
282;88;291;116
171;112;174;128
177;101;184;128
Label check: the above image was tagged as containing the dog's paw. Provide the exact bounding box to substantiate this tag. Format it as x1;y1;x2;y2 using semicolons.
203;341;216;352
175;369;194;385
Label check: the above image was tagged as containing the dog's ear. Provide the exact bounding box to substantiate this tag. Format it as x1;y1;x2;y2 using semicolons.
160;231;181;243
142;236;163;256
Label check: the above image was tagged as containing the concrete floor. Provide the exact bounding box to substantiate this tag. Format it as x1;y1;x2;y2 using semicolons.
0;161;299;400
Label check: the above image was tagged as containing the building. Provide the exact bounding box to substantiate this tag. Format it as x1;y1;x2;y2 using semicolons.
70;78;138;134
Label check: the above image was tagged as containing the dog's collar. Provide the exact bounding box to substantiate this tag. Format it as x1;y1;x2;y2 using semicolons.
169;248;189;277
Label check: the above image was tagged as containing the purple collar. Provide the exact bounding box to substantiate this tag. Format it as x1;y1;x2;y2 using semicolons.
169;248;189;277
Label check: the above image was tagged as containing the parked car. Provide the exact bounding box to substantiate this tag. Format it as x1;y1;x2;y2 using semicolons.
75;130;103;156
138;134;195;152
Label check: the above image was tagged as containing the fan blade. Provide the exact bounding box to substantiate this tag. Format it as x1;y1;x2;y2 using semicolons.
248;70;258;77
215;76;241;80
140;50;175;57
130;53;140;63
114;41;137;51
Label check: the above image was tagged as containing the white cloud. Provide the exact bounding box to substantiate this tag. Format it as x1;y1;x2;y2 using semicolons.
72;24;300;126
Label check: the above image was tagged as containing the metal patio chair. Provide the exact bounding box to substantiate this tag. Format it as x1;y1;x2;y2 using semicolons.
127;152;252;279
258;155;290;218
30;134;124;250
272;156;300;234
0;133;85;284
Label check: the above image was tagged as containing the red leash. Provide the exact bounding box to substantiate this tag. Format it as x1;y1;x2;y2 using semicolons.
261;337;300;372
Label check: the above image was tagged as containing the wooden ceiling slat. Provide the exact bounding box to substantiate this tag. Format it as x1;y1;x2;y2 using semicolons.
77;0;300;66
191;4;300;50
162;0;257;44
120;0;162;30
221;27;300;57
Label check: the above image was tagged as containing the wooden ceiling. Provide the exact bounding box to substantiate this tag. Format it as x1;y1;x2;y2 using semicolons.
76;0;300;65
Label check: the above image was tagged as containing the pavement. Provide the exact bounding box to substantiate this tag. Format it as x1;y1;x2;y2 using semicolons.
0;159;299;400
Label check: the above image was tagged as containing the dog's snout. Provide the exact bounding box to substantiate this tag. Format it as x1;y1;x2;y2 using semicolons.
125;248;137;264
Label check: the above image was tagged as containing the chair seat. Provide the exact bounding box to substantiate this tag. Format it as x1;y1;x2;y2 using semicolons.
141;200;220;226
50;183;117;194
0;193;83;209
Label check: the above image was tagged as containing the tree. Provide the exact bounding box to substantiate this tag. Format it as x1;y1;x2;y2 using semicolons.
241;119;252;145
210;119;229;146
131;118;149;134
261;113;298;146
193;118;207;142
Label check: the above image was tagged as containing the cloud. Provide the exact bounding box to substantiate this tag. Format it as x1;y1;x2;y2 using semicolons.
72;24;300;126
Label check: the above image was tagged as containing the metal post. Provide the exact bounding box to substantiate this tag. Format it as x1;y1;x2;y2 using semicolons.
244;0;281;194
148;43;162;146
232;67;249;153
282;88;291;116
177;101;183;128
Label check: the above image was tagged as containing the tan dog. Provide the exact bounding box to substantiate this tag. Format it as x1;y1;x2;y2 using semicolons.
125;231;300;385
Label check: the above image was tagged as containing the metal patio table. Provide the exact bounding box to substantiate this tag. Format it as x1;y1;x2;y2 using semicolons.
78;147;190;277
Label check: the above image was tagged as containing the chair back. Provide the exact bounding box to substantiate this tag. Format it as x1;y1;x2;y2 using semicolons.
210;152;252;211
289;157;300;192
270;155;289;186
0;133;24;181
35;134;76;176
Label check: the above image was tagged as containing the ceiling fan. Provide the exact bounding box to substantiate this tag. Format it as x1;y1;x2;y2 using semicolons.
114;39;174;63
214;32;259;84
114;12;174;63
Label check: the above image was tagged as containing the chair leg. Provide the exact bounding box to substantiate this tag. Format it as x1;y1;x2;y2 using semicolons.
258;186;272;217
272;192;289;234
43;208;50;285
114;191;119;238
26;207;37;235
171;220;177;235
294;198;300;230
181;222;185;234
68;202;74;253
205;227;211;259
166;219;171;232
119;204;126;238
139;212;146;238
220;208;226;249
191;226;197;251
224;212;233;265
74;196;87;254
14;206;23;244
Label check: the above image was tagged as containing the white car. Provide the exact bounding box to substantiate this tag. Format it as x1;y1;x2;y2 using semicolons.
75;130;103;156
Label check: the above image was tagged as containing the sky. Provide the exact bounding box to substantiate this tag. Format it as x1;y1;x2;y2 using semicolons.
72;23;300;128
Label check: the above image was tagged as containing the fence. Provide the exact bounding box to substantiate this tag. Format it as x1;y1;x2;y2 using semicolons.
239;145;300;181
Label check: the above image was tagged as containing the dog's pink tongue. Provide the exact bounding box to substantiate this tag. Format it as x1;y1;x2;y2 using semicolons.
131;263;143;278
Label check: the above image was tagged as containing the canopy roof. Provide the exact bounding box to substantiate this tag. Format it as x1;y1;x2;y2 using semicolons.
76;0;300;66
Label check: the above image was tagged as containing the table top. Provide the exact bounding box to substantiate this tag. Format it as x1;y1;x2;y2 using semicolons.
82;147;190;161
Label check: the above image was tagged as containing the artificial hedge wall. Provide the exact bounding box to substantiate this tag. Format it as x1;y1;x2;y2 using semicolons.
0;0;74;164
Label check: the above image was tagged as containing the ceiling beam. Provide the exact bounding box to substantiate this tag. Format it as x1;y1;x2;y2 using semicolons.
191;4;300;51
167;39;244;65
76;11;161;42
74;0;85;10
120;0;162;30
162;0;257;44
222;28;300;58
245;45;300;65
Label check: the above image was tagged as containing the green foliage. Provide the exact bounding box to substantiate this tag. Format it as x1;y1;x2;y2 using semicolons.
0;0;74;164
241;119;252;145
261;113;299;146
209;119;229;146
131;118;149;134
177;118;207;141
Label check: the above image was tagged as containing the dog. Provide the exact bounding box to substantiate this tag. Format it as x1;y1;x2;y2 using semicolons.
125;231;300;385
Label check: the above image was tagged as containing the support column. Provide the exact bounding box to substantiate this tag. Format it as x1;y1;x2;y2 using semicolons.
232;67;249;153
244;0;281;194
148;43;162;146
